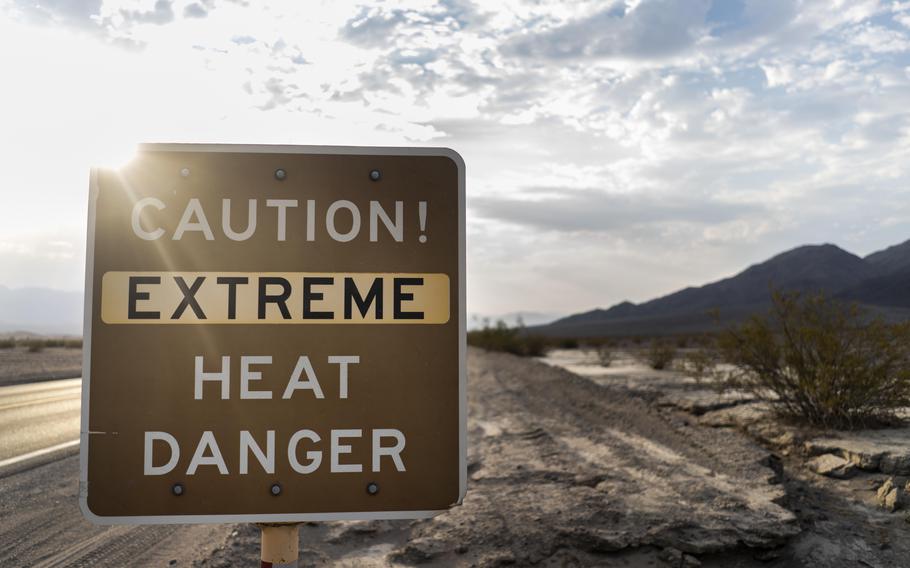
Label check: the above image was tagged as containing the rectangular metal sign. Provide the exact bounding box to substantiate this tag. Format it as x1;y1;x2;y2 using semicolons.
80;144;466;523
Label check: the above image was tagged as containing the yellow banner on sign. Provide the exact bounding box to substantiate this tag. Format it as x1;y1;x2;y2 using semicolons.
101;271;450;324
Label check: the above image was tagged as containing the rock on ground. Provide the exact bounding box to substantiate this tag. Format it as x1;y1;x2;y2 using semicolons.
805;430;910;475
875;478;907;512
806;454;856;479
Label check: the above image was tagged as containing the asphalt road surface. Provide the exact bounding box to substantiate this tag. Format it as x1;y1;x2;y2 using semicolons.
0;378;228;567
0;378;81;465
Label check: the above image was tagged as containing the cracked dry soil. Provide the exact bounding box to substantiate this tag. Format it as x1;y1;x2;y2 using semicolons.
199;347;807;567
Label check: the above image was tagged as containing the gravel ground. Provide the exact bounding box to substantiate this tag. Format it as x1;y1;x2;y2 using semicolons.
0;347;82;386
7;346;902;566
198;348;800;567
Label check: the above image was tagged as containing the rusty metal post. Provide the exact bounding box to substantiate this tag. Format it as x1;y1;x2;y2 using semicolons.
258;523;299;568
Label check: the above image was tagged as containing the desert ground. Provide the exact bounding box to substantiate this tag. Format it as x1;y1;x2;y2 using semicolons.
0;345;82;387
1;346;908;567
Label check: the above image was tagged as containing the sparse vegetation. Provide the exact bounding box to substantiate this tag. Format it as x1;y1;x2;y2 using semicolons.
718;290;910;429
646;341;676;370
558;338;580;349
596;347;614;367
680;348;719;384
0;337;83;352
467;319;547;357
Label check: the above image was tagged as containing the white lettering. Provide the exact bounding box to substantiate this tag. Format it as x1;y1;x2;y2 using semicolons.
288;429;322;474
282;356;324;399
240;355;272;399
240;430;275;474
222;199;257;241
326;200;361;242
369;201;403;242
372;429;406;472
327;355;359;399
131;197;166;240
195;355;230;400
330;429;362;473
266;199;298;241
144;431;179;475
173;198;215;240
186;431;228;475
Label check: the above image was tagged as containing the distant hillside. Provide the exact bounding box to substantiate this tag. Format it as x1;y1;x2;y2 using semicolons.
536;239;910;338
0;286;83;335
469;311;562;330
864;240;910;274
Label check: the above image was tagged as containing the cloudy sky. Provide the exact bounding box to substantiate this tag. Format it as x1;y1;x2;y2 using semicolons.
2;0;910;322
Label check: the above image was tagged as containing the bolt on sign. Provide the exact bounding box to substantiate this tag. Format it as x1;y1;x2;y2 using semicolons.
80;144;466;523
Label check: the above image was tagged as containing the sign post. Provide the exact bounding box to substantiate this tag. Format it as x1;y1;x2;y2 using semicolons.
259;523;299;567
80;145;466;548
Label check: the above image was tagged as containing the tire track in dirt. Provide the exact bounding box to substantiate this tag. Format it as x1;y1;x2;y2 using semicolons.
202;348;800;567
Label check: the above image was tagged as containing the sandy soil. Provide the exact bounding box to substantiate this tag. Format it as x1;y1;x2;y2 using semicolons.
197;348;801;567
5;347;906;566
0;347;82;386
543;348;910;568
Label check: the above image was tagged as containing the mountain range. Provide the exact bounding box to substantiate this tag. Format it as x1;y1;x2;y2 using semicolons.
4;239;910;338
535;239;910;338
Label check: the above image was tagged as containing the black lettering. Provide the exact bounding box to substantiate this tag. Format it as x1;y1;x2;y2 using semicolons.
394;277;424;320
303;277;334;319
171;276;207;320
259;277;292;319
128;276;161;320
344;277;383;319
216;276;249;320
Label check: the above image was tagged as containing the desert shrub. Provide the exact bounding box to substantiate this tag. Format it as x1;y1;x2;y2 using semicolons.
718;291;910;429
24;339;45;353
64;338;83;349
0;338;14;349
681;348;718;384
596;347;614;367
558;337;580;349
521;334;548;357
646;341;676;370
467;319;547;357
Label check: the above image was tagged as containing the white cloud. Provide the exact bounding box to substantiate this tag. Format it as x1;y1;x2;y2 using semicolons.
2;0;910;316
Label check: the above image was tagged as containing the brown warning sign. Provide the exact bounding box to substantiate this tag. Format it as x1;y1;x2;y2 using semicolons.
80;144;465;523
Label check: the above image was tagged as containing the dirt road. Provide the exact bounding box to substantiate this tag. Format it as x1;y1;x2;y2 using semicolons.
4;348;855;566
204;348;799;566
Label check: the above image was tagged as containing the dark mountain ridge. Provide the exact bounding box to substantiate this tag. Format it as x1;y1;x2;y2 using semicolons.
537;239;910;337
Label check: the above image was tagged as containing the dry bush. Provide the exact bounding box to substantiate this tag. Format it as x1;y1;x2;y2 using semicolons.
24;339;45;353
467;319;547;357
0;338;15;349
681;348;719;384
596;346;614;367
719;291;910;429
64;338;83;349
646;341;676;370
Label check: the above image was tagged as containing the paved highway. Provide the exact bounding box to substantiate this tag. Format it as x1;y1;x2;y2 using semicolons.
0;379;81;466
0;378;230;567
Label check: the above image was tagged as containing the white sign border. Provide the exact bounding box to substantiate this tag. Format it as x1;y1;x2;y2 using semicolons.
79;143;467;525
